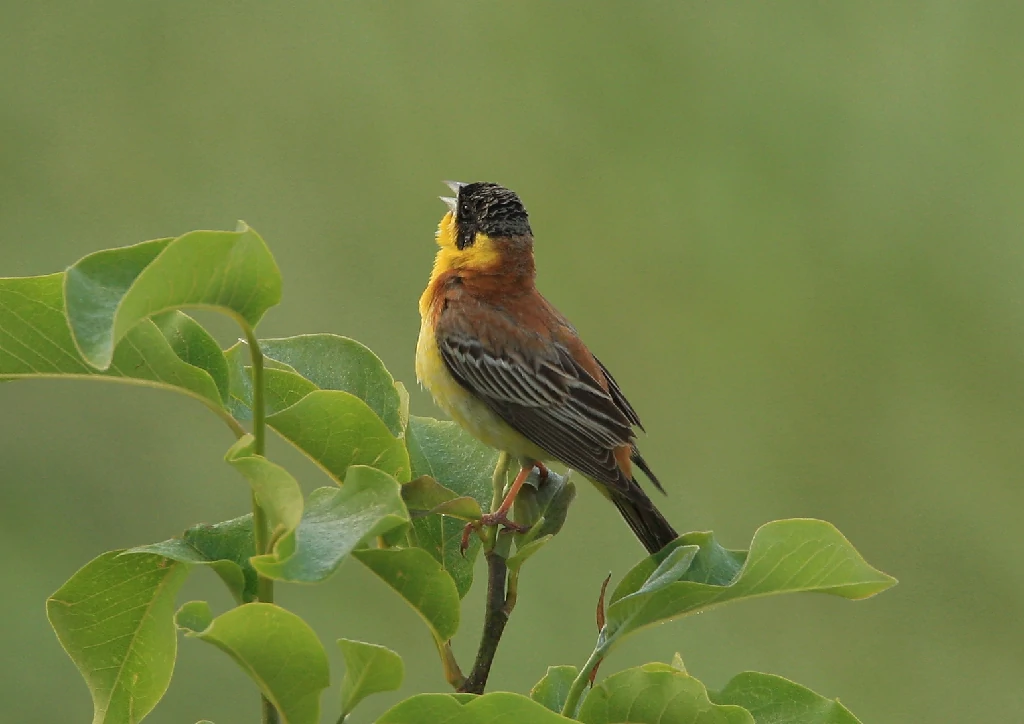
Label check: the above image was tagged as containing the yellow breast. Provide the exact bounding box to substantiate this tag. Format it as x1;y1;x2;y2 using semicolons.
415;316;547;461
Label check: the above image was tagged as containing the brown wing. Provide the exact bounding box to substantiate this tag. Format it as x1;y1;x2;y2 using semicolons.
435;294;643;497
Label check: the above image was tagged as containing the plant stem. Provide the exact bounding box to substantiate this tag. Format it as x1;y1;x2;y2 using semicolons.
561;646;604;718
483;452;510;551
243;326;268;459
458;549;513;694
435;637;466;689
456;452;516;694
243;325;278;724
250;492;273;605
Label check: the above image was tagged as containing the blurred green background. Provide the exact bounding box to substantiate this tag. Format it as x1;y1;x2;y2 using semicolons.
2;2;1022;722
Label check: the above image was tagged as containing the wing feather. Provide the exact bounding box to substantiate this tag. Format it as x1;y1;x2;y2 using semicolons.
436;319;641;494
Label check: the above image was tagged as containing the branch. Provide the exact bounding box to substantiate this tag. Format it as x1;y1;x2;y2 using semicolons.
242;325;279;724
458;548;514;694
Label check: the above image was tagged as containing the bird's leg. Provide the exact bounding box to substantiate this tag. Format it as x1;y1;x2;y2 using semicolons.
534;461;550;483
490;463;533;521
461;462;535;554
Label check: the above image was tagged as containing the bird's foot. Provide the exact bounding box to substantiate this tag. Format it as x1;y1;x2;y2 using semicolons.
460;511;531;555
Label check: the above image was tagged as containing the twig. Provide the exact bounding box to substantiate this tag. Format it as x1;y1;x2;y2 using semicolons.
243;324;279;724
458;551;512;693
458;549;514;693
455;452;522;694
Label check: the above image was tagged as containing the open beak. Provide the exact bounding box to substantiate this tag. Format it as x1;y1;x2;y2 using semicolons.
439;180;465;215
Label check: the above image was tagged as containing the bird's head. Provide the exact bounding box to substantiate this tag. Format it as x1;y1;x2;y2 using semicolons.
435;181;533;272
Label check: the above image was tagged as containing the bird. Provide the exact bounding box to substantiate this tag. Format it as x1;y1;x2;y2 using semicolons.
416;181;677;554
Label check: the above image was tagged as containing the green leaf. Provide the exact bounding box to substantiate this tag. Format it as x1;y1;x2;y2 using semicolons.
267;390;411;483
376;694;464;722
262;369;321;415
403;475;483;521
352;547;460;642
395;380;410;431
337;638;404;720
150;310;230;403
258;335;406;436
175;601;330;724
252;467;410;582
403;475;462;511
377;692;577;723
402;475;483;599
405;416;497;507
130;515;258;604
407;514;480;599
507;535;554;572
224;334;407;439
622;544;701;599
514;468;575;545
64;226;281;370
602;519;896;651
710;672;862;724
46;551;188;724
0;274;235;421
429;496;483;520
404;417;498;597
531;665;580;714
578;664;753;724
223;342;319;420
225;434;303;561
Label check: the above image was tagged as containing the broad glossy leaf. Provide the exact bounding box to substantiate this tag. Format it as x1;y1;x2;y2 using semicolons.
0;274;232;416
403;475;463;512
602;519;896;648
711;672;861;724
578;664;753;724
65;226;281;369
47;551;188;724
225;435;303;561
403;475;482;598
131;515;257;603
151;310;230;402
429;496;483;520
395;380;410;431
260;369;320;415
337;638;404;719
507;535;554;572
377;692;576;723
403;475;483;521
514;468;575;545
405;417;498;596
267;390;411;483
408;514;480;599
175;601;329;724
405;416;497;507
223;342;321;420
619;544;700;599
352;547;460;641
252;467;409;582
376;694;464;722
258;335;405;436
531;665;579;714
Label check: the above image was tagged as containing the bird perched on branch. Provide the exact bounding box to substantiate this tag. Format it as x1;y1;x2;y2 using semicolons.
416;181;677;554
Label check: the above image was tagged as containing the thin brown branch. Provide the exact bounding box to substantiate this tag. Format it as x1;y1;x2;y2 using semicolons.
458;550;514;694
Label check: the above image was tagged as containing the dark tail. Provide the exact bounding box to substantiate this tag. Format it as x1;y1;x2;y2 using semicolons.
610;486;678;554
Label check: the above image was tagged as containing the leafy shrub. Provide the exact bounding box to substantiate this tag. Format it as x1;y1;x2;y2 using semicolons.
0;225;895;723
